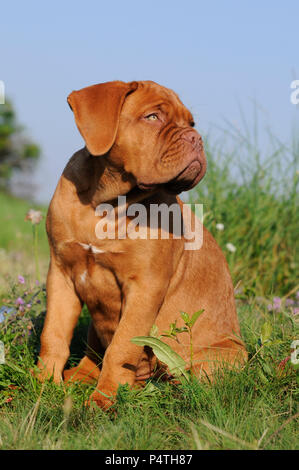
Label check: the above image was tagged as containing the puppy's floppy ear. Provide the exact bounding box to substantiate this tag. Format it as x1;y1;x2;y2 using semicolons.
67;81;138;156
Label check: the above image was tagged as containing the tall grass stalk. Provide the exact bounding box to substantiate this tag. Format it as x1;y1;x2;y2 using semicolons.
32;224;40;283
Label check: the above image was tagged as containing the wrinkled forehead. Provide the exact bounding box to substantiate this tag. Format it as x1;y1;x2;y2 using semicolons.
122;80;193;122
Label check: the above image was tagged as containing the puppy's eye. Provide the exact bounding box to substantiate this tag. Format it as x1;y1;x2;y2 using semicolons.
145;113;159;121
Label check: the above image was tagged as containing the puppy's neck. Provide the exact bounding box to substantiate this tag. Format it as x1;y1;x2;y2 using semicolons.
64;147;156;208
90;156;135;207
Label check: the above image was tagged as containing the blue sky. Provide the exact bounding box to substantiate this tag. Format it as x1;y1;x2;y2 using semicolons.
1;0;298;202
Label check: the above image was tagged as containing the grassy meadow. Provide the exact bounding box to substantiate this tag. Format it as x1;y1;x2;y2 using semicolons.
0;128;298;450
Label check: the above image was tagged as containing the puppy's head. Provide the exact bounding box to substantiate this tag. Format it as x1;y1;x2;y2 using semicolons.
68;80;206;194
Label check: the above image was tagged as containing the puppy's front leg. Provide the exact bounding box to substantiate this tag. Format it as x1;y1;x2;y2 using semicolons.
88;278;168;409
37;256;82;383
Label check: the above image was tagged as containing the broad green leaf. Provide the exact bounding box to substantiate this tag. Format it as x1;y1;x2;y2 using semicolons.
180;311;190;324
260;322;272;344
189;309;205;328
131;336;189;379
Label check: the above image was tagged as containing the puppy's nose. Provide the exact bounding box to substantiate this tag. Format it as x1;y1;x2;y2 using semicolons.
182;131;202;149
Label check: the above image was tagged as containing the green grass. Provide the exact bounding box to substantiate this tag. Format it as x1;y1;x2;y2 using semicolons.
0;125;298;450
0;191;48;254
0;191;49;296
190;129;298;297
0;300;298;450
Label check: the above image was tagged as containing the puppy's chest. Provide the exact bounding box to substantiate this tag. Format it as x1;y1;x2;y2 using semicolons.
57;240;123;309
74;259;120;311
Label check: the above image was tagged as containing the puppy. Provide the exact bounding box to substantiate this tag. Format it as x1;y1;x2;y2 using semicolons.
37;81;247;408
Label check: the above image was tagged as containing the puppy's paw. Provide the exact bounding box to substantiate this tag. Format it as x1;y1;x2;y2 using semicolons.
64;357;100;384
31;363;62;384
86;388;115;411
64;366;97;384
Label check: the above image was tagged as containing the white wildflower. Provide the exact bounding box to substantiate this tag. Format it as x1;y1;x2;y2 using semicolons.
216;223;224;231
226;242;236;253
25;209;43;225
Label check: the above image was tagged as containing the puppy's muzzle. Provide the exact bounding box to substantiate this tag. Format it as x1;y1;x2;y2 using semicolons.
137;130;206;194
164;130;207;194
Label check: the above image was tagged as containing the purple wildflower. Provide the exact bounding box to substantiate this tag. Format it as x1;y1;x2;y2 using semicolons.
16;297;25;306
273;297;281;308
268;296;282;312
293;308;299;316
285;298;295;306
18;275;25;285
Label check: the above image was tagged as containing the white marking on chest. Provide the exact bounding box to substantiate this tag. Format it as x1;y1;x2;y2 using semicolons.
78;243;105;254
80;270;87;283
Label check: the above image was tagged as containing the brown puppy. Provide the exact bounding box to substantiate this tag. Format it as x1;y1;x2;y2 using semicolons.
37;80;247;409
